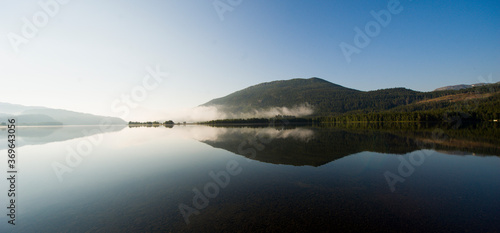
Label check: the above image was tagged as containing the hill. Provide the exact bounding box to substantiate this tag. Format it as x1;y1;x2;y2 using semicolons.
0;102;126;126
203;78;357;115
202;78;423;116
201;77;500;120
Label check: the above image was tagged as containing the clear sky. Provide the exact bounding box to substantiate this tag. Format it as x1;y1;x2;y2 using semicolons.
1;0;499;121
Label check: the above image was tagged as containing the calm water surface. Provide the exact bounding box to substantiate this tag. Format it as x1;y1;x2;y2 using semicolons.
0;124;499;232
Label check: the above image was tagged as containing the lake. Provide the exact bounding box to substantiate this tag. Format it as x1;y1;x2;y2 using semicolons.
0;123;499;232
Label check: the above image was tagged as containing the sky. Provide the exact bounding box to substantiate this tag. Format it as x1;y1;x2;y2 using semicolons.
0;0;499;121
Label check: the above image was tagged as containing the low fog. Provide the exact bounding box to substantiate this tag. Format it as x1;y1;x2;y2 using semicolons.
171;125;315;142
165;103;314;123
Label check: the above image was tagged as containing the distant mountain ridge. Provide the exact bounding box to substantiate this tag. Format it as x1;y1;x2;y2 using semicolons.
0;102;126;125
434;83;489;91
201;77;500;118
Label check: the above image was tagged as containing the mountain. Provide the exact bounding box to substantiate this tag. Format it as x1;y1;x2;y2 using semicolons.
202;77;420;116
203;77;358;112
434;83;489;91
0;102;126;125
201;77;500;119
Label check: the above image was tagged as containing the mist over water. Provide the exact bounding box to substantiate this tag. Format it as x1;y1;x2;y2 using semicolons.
166;103;314;122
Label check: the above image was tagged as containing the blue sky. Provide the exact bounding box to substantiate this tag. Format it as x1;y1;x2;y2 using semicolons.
1;0;499;121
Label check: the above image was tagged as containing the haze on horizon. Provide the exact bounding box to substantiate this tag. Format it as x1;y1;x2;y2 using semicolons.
1;0;499;121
